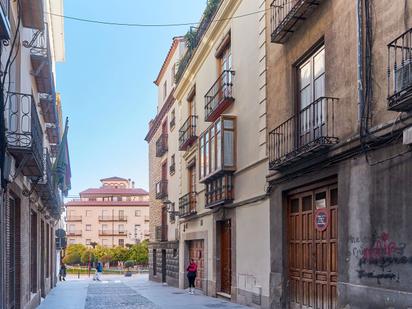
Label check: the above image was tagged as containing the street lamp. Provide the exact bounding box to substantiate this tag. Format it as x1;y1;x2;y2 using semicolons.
163;200;179;216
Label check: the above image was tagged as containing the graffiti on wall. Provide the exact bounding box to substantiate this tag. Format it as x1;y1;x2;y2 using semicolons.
350;232;412;284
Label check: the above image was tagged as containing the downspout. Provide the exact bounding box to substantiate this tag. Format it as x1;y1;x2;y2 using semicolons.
356;0;365;137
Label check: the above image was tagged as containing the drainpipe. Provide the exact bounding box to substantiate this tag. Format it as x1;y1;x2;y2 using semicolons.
356;0;365;137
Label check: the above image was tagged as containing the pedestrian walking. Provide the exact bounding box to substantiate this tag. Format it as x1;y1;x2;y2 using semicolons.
95;261;103;281
59;263;67;281
186;259;197;294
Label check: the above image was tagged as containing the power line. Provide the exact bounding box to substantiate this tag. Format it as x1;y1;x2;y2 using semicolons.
45;6;271;28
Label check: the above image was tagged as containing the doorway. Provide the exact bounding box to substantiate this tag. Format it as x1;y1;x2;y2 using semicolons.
188;240;204;290
287;184;338;308
219;220;232;295
161;249;166;283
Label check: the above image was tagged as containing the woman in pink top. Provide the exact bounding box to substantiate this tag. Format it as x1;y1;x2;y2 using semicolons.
186;259;198;294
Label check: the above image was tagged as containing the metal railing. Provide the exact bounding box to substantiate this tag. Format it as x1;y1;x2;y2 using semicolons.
205;174;234;208
179;115;197;150
155;180;168;200
205;70;235;122
169;163;176;175
270;0;322;43
170;117;175;128
269;97;339;169
99;230;127;236
155;134;168;157
98;216;128;222
387;28;412;111
6;92;44;174
179;192;197;217
66;216;82;222
67;230;82;236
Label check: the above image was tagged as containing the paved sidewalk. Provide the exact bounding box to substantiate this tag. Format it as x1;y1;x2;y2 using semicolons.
38;274;250;309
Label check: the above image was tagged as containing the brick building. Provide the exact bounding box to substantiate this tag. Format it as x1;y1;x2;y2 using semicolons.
65;177;150;247
0;0;71;308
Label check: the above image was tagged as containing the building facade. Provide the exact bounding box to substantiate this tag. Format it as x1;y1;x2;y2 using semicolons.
0;0;71;308
266;0;412;308
65;177;150;247
145;36;186;287
147;0;271;306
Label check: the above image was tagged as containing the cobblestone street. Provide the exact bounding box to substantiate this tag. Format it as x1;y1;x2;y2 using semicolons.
37;274;250;309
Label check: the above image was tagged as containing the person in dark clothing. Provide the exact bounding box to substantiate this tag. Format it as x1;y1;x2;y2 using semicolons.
59;263;67;281
186;259;198;294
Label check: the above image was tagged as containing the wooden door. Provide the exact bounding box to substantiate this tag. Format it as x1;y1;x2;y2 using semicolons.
288;185;338;309
188;240;204;290
220;220;232;294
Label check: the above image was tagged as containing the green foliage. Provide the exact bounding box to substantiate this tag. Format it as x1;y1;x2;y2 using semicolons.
80;250;97;265
63;252;81;265
124;260;135;270
111;246;129;262
203;0;220;20
184;28;198;50
92;245;110;260
128;240;148;265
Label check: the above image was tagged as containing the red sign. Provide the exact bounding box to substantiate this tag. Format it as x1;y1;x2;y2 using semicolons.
314;208;329;232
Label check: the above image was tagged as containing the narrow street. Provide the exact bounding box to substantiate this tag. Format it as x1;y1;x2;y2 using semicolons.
38;274;249;309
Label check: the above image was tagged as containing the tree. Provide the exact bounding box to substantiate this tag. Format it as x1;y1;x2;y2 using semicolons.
80;250;96;265
128;241;148;265
112;246;129;262
63;252;81;265
92;245;110;260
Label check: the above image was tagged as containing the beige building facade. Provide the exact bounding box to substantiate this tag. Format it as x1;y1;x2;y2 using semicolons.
0;0;71;308
65;177;150;247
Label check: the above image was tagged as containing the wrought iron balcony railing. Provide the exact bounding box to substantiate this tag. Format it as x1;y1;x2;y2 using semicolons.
269;97;339;170
66;216;82;222
387;28;412;111
23;26;54;95
270;0;323;44
155;134;168;157
99;230;127;236
205;174;234;208
67;230;82;237
155;180;168;200
169;163;176;175
205;70;235;122
179;115;197;151
6;92;44;177
179;192;197;217
170;116;176;129
98;216;128;222
0;0;10;39
35;149;57;211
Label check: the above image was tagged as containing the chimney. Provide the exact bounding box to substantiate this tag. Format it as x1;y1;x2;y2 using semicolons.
132;181;135;188
128;178;131;188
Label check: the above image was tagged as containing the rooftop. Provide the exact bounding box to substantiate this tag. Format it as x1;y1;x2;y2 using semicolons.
65;200;149;207
79;187;148;196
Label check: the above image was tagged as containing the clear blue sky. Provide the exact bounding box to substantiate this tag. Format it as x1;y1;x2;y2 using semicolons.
57;1;206;196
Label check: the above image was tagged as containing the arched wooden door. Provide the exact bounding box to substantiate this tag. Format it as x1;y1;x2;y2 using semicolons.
287;184;338;309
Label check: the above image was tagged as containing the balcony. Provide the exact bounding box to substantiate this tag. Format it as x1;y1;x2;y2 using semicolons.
66;216;82;222
144;216;150;222
155;134;168;157
387;28;412;111
169;163;176;175
0;0;10;39
170;117;176;129
270;0;323;44
179;115;197;151
6;92;44;177
179;192;197;218
34;149;57;211
98;216;128;222
25;27;54;95
21;0;44;30
39;94;57;125
99;230;128;236
67;230;82;237
205;70;235;122
205;174;234;208
155;180;168;200
269;97;339;170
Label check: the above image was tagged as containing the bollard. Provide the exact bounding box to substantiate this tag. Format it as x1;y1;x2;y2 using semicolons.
78;264;80;279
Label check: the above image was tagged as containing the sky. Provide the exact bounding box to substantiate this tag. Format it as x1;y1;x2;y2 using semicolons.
57;1;207;196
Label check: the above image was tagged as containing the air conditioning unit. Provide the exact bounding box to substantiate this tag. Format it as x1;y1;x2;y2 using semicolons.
395;60;412;93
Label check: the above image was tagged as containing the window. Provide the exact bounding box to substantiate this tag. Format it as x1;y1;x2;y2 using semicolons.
118;239;125;247
119;210;125;219
86;224;91;231
163;81;167;100
69;224;75;232
102;239;109;246
170;109;176;128
86;239;91;245
102;224;108;231
134;224;141;238
85;210;92;217
199;116;236;180
118;224;125;232
135;210;141;217
170;154;176;175
69;239;76;244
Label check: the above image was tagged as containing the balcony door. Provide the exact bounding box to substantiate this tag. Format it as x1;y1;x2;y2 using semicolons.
218;42;232;98
298;45;325;147
188;164;196;212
